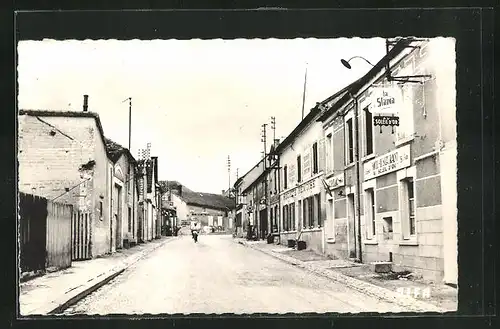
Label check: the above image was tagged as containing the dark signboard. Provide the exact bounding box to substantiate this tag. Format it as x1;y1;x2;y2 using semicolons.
374;115;400;126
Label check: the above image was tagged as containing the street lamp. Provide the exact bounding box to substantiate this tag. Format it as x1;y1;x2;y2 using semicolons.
340;56;375;69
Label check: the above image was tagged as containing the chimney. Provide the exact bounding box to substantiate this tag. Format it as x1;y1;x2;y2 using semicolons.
83;95;89;112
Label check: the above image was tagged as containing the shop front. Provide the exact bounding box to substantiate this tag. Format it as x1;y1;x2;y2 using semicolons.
280;175;325;253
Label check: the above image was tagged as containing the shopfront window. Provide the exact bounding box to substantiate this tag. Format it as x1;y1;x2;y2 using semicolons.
401;178;416;239
316;193;322;227
308;196;314;227
365;188;376;239
283;204;288;231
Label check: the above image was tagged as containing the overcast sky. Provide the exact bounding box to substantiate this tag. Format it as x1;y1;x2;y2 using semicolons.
18;38;386;194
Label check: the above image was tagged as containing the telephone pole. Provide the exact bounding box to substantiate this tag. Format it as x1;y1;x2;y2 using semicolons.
261;123;267;169
227;155;231;192
122;97;132;150
301;65;308;120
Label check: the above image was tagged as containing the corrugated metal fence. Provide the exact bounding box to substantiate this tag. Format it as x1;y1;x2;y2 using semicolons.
19;192;73;273
72;211;92;260
46;201;72;269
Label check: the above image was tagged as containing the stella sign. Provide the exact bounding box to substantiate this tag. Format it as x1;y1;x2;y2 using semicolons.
364;145;411;180
369;86;403;115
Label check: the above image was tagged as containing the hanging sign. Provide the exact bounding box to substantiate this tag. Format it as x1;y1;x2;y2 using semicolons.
326;173;345;189
374;115;400;127
364;145;411;180
369;86;403;115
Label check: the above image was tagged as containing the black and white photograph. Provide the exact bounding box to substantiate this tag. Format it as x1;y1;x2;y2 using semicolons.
16;28;464;315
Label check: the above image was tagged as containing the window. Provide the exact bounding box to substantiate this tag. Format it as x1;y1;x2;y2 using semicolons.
276;206;280;232
326;133;333;173
364;107;374;156
128;207;132;232
270;208;274;231
401;178;416;239
99;201;103;221
274;169;277;192
312;142;319;174
302;198;307;229
408;180;416;235
290;202;295;231
308;196;314;227
298;200;302;229
365;188;376;239
316;193;322;227
283;165;288;189
297;156;302;183
283;205;288;231
346;118;354;164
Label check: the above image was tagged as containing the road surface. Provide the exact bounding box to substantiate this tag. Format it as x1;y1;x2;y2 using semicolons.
63;235;408;314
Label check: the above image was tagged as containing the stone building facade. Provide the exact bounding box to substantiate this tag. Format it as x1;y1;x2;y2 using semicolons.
18;110;111;257
319;37;457;283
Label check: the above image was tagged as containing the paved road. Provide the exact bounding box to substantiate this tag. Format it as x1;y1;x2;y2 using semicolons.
64;235;408;314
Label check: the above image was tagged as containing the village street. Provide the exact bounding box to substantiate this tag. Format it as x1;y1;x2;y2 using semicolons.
62;234;409;315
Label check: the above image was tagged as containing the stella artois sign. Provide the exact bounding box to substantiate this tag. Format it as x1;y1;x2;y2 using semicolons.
369;85;403;115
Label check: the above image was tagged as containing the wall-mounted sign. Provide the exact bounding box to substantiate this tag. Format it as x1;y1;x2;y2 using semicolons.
283;188;296;201
369;86;403;115
364;145;411;180
270;194;280;204
297;179;315;194
374;115;400;127
326;173;345;189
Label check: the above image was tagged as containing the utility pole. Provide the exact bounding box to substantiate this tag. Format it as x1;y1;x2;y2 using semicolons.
301;65;308;120
227;155;231;192
122;97;132;150
261;123;268;240
261;124;267;169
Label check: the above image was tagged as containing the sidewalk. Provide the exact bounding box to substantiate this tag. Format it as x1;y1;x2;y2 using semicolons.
235;238;457;313
20;236;175;316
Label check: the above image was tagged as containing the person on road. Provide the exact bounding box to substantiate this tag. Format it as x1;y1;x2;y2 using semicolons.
191;222;200;242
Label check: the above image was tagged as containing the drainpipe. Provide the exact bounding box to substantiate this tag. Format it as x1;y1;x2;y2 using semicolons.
350;92;363;263
277;154;281;243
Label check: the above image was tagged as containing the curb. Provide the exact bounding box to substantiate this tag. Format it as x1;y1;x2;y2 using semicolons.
45;237;176;315
236;239;445;313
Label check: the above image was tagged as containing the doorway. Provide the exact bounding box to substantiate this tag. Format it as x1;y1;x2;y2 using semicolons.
347;193;356;258
115;183;122;249
259;209;268;239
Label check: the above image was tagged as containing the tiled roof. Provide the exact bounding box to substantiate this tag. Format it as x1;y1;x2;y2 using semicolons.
104;137;136;163
181;190;235;210
157;180;232;210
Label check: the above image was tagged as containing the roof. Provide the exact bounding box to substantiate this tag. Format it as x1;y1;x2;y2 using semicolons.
241;166;269;194
180;190;235;210
274;80;355;155
158;180;194;194
238;158;266;193
104;137;136;163
317;38;412;122
18;110;107;148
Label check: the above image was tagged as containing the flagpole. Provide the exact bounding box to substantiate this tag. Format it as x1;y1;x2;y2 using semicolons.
301;64;308;120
